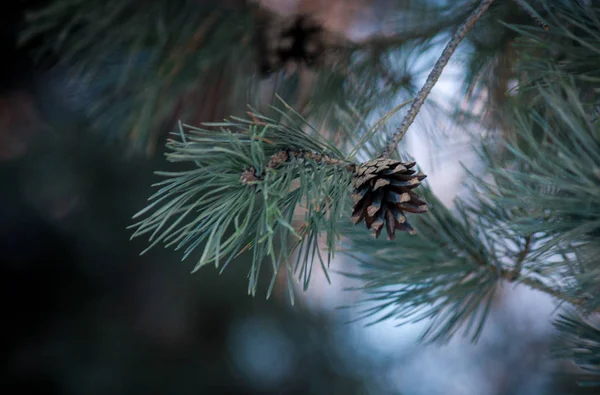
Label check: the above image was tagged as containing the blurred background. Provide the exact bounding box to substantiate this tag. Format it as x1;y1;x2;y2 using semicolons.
0;1;585;394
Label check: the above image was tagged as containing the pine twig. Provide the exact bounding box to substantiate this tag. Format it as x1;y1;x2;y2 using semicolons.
510;234;532;280
240;149;356;185
384;0;496;157
465;233;588;310
509;276;589;310
268;149;355;171
513;0;549;31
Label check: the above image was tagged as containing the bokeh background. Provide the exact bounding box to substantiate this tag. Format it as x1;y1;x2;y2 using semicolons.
0;1;585;394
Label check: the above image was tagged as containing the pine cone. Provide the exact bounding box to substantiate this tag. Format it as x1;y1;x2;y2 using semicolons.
257;14;325;75
351;158;428;240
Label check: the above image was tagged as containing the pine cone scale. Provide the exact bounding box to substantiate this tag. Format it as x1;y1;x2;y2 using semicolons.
389;178;420;188
385;191;410;205
397;202;428;213
373;178;391;190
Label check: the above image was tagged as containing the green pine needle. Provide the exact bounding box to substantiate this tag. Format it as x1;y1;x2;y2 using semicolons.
339;186;502;344
553;312;600;388
129;104;353;301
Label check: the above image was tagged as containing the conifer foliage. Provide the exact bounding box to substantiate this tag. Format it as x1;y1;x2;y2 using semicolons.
22;0;600;391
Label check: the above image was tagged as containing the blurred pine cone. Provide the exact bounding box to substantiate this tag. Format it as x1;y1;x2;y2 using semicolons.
256;14;325;75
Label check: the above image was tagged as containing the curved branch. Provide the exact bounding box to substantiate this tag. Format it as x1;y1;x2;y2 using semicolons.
384;0;496;157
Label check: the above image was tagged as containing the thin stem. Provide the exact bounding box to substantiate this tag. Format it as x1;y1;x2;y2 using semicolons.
468;235;589;310
265;149;356;172
508;275;588;309
384;0;496;157
510;234;532;280
512;0;548;30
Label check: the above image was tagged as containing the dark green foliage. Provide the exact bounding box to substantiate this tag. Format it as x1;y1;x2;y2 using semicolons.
21;0;259;152
20;0;437;155
512;1;600;90
486;81;600;240
478;80;600;312
554;313;600;389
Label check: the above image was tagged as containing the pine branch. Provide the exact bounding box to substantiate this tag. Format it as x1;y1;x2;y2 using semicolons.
515;277;588;309
128;104;360;301
344;70;600;337
120;1;600;381
454;233;589;309
509;234;532;280
384;0;496;157
553;312;600;389
342;180;594;343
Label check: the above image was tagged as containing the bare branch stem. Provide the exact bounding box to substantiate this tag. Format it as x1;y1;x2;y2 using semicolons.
469;234;589;311
507;275;589;310
384;0;496;157
510;234;532;280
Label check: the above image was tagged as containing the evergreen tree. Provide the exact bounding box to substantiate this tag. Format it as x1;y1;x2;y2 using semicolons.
21;0;600;392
